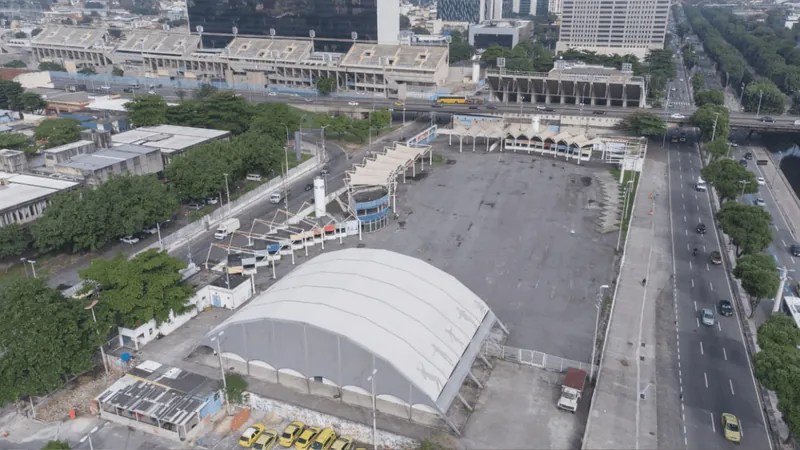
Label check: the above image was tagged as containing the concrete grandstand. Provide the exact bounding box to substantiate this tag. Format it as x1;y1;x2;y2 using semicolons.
197;248;506;433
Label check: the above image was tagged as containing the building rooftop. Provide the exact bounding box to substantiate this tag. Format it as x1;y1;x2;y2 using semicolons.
96;360;218;426
472;19;532;29
116;30;200;56
111;125;229;153
43;140;95;155
0;171;79;212
31;25;108;49
221;37;313;63
56;144;154;172
209;273;250;290
340;43;448;71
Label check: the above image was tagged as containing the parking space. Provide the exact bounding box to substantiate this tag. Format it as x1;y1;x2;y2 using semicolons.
460;360;590;449
357;143;618;361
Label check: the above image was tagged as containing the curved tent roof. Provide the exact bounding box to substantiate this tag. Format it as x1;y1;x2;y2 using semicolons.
200;248;498;415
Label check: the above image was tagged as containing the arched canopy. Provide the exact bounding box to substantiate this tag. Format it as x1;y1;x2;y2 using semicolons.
200;248;499;414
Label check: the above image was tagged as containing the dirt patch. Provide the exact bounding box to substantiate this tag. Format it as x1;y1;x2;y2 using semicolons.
36;371;111;422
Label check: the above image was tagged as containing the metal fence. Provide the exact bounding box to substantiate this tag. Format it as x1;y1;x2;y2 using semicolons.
482;341;596;375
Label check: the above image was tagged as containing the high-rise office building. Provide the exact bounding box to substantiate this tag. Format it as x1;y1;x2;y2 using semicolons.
187;0;399;48
438;0;502;23
556;0;670;58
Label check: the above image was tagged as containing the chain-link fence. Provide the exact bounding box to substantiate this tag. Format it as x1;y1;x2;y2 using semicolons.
482;341;596;375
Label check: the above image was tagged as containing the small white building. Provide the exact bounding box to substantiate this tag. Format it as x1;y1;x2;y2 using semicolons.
116;271;253;351
111;125;231;167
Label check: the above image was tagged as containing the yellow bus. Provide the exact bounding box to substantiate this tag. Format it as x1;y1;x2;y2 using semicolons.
436;95;468;104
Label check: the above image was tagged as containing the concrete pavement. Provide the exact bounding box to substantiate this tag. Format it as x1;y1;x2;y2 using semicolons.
583;153;665;449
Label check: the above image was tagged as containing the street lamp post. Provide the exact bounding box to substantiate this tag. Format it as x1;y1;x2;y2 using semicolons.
756;90;764;118
367;369;378;450
25;259;37;278
223;173;231;216
590;285;611;381
320;125;329;164
738;83;745;111
616;180;634;251
20;257;28;278
710;112;720;142
84;297;110;378
282;123;291;220
739;179;751;198
210;331;230;412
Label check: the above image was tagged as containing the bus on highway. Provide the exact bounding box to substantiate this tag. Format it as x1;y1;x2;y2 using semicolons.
435;95;485;105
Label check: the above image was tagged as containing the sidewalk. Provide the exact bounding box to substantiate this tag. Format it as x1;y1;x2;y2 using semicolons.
583;155;669;449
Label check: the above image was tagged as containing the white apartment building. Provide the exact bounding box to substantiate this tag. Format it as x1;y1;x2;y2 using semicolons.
556;0;670;59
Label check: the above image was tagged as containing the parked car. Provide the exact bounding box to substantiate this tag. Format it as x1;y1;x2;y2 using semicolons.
253;430;278;450
279;421;305;447
187;202;204;210
239;424;265;447
295;426;321;450
206;197;219;205
246;173;262;182
142;226;158;235
120;235;139;245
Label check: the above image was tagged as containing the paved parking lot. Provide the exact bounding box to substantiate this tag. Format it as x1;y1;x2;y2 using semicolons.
460;360;590;449
358;144;618;362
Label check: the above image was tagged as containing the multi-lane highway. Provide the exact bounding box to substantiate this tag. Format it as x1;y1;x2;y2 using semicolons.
667;131;772;449
50;77;800;130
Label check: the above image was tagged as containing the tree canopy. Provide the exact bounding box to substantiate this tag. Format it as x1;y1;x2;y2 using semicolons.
33;174;176;253
34;118;82;149
694;90;724;107
716;201;773;256
0;80;46;113
38;62;66;72
703;138;732;162
316;77;336;95
691;104;730;142
691;73;705;92
617;111;667;136
702;158;758;203
755;315;800;437
79;249;194;329
0;223;31;258
0;277;99;404
742;79;785;114
125;95;168;126
733;253;779;316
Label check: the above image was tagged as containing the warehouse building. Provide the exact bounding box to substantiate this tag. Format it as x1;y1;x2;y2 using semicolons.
0;171;79;227
111;125;231;167
54;144;164;185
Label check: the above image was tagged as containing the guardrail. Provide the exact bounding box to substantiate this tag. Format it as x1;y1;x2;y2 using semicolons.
481;341;596;375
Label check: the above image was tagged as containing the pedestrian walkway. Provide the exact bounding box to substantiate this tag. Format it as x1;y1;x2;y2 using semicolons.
583;154;671;449
670;101;693;107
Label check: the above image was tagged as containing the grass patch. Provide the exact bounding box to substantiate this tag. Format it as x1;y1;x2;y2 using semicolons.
288;153;313;168
431;154;446;164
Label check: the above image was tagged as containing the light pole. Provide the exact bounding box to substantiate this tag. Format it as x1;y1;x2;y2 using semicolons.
710;112;720;142
320;125;329;164
590;284;610;381
223;173;231;216
756;90;764;118
739;179;751;198
84;296;110;378
210;331;230;412
23;259;37;278
20;257;28;278
79;426;99;450
367;369;378;450
282;123;291;220
738;83;745;110
772;267;795;314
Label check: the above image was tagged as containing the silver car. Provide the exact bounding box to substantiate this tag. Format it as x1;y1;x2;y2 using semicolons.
701;308;715;326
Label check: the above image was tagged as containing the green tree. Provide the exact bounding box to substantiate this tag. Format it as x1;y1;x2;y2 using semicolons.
3;60;26;68
703;138;732;162
702;159;758;203
249;102;301;141
410;26;429;35
370;109;391;130
14;31;26;39
694;90;724;107
42;441;71;450
38;62;66;72
754;315;800;437
691;104;730;142
400;14;411;29
449;40;475;64
716;201;773;256
224;373;248;404
230;131;285;179
743;79;786;114
691;72;705;92
193;83;218;100
0;79;24;110
78;66;96;75
34;118;81;148
195;92;252;135
617;111;667;136
19;92;47;113
125;95;168;127
0;223;31;258
79;249;194;328
0;277;99;404
316;77;336;95
0;132;29;150
733;253;780;317
111;66;124;77
164;141;233;200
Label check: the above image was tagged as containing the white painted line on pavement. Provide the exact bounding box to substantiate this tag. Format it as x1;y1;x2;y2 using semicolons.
695;194;697;200
718;321;722;332
704;372;709;388
698;216;703;223
691;279;695;288
685;229;688;236
700;341;704;354
793;256;797;264
703;245;707;252
689;261;693;270
697;204;700;211
680;173;683;179
710;413;716;432
696;317;700;327
723;347;728;360
694;300;698;311
710;281;714;291
783;240;787;247
683;204;686;210
682;193;685;199
706;263;710;271
730;379;735;395
684;215;687;222
687;243;690;252
775;224;780;232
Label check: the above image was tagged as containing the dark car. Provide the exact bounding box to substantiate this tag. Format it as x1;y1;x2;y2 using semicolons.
744;152;753;160
305;183;313;191
592;111;606;115
790;244;800;257
718;299;734;316
709;250;723;265
320;165;330;176
468;105;478;109
486;104;497;110
739;159;747;167
432;104;443;108
696;223;707;234
543;107;555;112
123;87;133;93
762;116;776;123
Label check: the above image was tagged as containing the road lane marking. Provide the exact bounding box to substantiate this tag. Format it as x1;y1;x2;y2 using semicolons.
793;256;797;264
783;240;787;247
730;379;735;395
718;321;722;332
682;193;684;199
704;372;709;388
710;413;715;432
697;204;700;211
706;263;710;271
683;204;686;210
684;215;687;222
694;300;698;311
700;341;704;354
710;281;714;291
775;224;780;231
689;261;693;270
696;317;700;327
723;347;728;360
703;245;706;252
691;279;695;288
695;194;697;200
685;229;688;236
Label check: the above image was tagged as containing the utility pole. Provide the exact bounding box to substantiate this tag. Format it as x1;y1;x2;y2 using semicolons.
756;90;764;118
223;173;231;216
710;112;720;142
772;267;794;314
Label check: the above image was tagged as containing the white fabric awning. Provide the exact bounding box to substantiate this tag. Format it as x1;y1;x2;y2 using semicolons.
348;144;430;187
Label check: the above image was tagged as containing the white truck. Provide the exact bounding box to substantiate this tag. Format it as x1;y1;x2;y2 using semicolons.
557;367;587;412
214;218;240;240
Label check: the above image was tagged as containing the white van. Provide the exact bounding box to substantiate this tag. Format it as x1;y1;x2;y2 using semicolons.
269;192;283;204
696;177;707;192
246;173;262;182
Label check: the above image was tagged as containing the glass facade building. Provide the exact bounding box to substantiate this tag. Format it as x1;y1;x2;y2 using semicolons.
188;0;397;48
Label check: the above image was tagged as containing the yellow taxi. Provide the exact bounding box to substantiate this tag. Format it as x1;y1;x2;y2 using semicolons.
394;101;405;106
295;426;321;450
253;430;278;450
721;413;742;443
310;428;336;450
279;421;305;447
331;436;353;450
239;424;265;447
